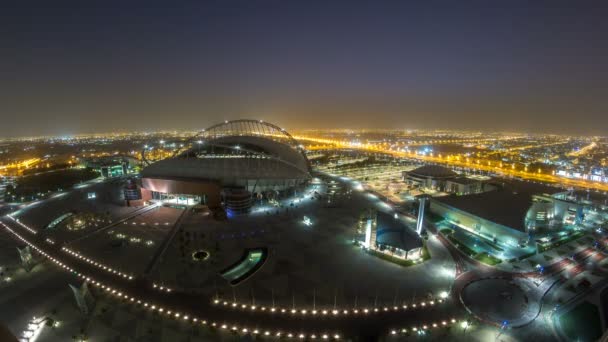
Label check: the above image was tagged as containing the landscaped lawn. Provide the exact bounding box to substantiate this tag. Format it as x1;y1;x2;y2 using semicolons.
439;228;453;235
446;234;476;257
538;232;586;253
474;252;502;266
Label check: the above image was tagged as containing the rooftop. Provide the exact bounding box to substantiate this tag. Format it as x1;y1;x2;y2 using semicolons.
142;134;311;182
406;165;457;179
433;178;563;233
375;211;423;251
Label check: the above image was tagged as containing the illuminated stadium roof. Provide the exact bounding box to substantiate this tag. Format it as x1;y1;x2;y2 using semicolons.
141;120;311;185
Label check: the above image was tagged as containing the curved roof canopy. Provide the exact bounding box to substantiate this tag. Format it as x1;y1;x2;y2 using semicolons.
142;119;308;167
407;165;458;179
142;120;311;184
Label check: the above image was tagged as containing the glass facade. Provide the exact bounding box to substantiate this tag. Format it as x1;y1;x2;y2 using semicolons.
151;191;203;206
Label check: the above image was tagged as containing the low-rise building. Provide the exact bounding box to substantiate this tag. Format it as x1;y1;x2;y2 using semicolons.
429;179;568;248
403;165;487;195
357;209;423;260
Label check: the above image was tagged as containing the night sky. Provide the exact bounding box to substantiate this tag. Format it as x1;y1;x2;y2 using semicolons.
1;1;607;137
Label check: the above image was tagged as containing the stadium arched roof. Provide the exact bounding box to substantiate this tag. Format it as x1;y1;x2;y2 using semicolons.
142;120;308;167
141;120;311;184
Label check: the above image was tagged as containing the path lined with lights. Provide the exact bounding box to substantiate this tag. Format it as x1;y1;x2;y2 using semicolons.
389;318;458;337
66;204;159;244
4;215;37;234
211;296;448;318
61;247;134;280
1;215;461;339
142;208;189;276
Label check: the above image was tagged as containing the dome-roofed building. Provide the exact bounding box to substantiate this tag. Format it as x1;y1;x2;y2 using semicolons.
140;120;311;213
403;165;458;192
407;165;458;179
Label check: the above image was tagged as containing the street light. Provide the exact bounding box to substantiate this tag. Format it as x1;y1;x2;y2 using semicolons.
461;320;469;334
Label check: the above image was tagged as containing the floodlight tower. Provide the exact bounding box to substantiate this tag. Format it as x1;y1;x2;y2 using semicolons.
363;208;377;249
416;196;428;235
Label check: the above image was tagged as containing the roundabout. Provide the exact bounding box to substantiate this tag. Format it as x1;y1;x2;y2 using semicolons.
461;278;536;327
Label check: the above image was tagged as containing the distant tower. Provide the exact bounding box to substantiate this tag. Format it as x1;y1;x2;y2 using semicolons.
17;246;34;272
416;196;427;235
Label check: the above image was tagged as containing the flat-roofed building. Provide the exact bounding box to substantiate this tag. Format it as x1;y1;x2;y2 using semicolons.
403;164;486;195
430;179;566;247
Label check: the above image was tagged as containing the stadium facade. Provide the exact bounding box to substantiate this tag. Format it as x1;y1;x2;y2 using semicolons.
140;120;311;214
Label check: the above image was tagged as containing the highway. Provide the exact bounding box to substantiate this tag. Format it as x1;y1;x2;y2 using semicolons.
299;136;608;192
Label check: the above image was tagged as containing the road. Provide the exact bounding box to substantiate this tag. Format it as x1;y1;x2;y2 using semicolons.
301;137;608;192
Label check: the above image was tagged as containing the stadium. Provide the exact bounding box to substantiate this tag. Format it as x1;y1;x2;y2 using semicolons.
140;120;311;214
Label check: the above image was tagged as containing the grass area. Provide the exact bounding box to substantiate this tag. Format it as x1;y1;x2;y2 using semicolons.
474;252;502;265
445;233;502;265
559;301;602;342
543;254;554;262
439;228;453;235
446;234;476;257
537;231;586;253
421;243;431;261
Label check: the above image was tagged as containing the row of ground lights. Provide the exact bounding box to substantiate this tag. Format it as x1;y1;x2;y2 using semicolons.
61;247;134;280
1;222;345;340
124;221;171;226
7;215;37;234
212;291;449;317
152;283;173;293
390;318;459;336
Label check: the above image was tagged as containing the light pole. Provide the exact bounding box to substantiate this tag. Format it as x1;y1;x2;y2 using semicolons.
461;320;469;335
